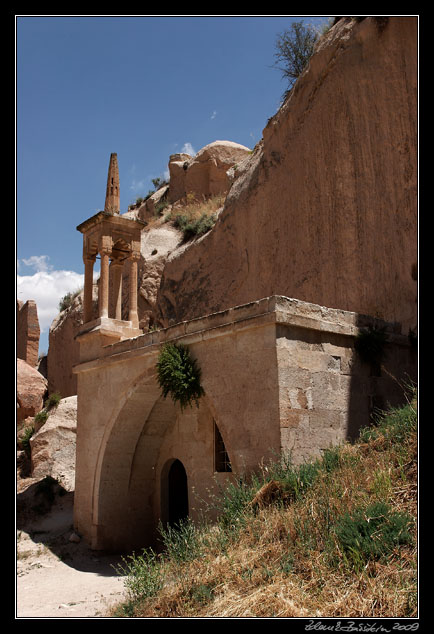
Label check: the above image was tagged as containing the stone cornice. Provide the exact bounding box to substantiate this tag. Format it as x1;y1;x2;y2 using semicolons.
73;295;410;375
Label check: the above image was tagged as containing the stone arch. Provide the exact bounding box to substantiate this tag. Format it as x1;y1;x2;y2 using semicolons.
91;372;233;551
160;458;189;528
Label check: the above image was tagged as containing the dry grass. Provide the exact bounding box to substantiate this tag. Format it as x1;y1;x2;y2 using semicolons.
112;393;417;619
143;191;226;238
164;193;225;241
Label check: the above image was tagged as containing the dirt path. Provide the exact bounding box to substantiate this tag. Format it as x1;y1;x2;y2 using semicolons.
16;477;128;618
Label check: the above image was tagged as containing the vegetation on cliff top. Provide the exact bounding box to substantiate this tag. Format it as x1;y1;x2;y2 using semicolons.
164;192;225;242
112;387;417;618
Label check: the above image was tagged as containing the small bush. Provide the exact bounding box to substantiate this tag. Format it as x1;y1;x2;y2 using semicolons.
359;399;417;446
214;475;260;533
156;342;205;411
117;548;163;602
20;424;35;453
59;289;82;312
34;410;48;427
273;21;319;99
173;212;216;242
158;517;204;563
155;198;169;217
44;391;61;410
333;501;413;571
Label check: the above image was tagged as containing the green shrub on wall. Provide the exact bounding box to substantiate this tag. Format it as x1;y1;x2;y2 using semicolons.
156;343;205;411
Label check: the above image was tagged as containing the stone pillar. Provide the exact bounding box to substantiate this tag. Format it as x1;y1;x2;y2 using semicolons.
99;245;111;319
104;153;120;214
83;255;96;324
129;254;140;329
110;259;123;320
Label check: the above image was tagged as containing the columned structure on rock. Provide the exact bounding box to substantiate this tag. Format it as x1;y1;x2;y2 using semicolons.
76;153;145;349
77;211;144;333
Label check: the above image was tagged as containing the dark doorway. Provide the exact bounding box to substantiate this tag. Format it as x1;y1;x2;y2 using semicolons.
168;459;189;527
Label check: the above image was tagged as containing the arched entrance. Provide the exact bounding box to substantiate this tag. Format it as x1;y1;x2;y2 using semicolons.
166;459;189;527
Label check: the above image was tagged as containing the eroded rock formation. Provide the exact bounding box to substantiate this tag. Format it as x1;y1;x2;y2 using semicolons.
30;395;77;491
17;359;47;424
17;300;40;367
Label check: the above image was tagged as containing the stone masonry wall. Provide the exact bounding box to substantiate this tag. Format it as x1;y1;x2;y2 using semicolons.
73;295;416;551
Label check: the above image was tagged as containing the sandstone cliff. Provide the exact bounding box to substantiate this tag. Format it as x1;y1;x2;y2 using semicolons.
154;17;417;334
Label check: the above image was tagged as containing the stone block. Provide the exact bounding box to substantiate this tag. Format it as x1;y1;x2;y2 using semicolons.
279;408;309;428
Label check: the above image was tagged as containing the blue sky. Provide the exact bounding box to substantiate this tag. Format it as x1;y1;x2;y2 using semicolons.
16;15;330;355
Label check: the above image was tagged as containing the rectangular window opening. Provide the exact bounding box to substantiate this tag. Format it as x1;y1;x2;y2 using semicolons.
214;421;232;473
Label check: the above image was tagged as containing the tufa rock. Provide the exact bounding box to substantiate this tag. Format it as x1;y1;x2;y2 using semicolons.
17;359;48;424
29;395;77;491
17;300;41;368
168;141;251;204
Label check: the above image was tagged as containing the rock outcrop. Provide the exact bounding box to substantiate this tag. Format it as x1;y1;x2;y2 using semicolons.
17;300;40;367
29;395;77;491
155;17;417;334
17;359;48;424
168;140;251;204
138;140;251;222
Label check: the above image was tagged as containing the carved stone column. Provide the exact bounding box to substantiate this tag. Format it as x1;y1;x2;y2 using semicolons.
110;259;123;320
99;238;112;319
83;255;96;324
128;252;140;329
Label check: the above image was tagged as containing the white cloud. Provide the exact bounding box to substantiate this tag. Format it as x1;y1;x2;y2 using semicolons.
211;110;217;120
17;256;93;334
181;142;196;156
17;269;85;333
21;255;53;273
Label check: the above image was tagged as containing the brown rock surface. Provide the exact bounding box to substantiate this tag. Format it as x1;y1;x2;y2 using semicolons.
155;17;417;334
17;359;48;424
29;395;77;491
17;300;41;367
168;141;251;204
47;285;98;397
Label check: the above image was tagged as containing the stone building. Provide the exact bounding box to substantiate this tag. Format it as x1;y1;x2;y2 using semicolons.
73;286;416;552
73;153;416;552
72;17;417;553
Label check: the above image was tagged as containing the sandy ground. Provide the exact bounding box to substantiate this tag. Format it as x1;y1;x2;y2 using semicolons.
16;476;128;619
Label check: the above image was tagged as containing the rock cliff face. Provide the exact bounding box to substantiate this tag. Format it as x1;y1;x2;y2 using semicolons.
47;286;98;398
155;17;417;334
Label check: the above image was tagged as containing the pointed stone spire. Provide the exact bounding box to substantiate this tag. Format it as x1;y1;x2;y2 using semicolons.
104;153;120;214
